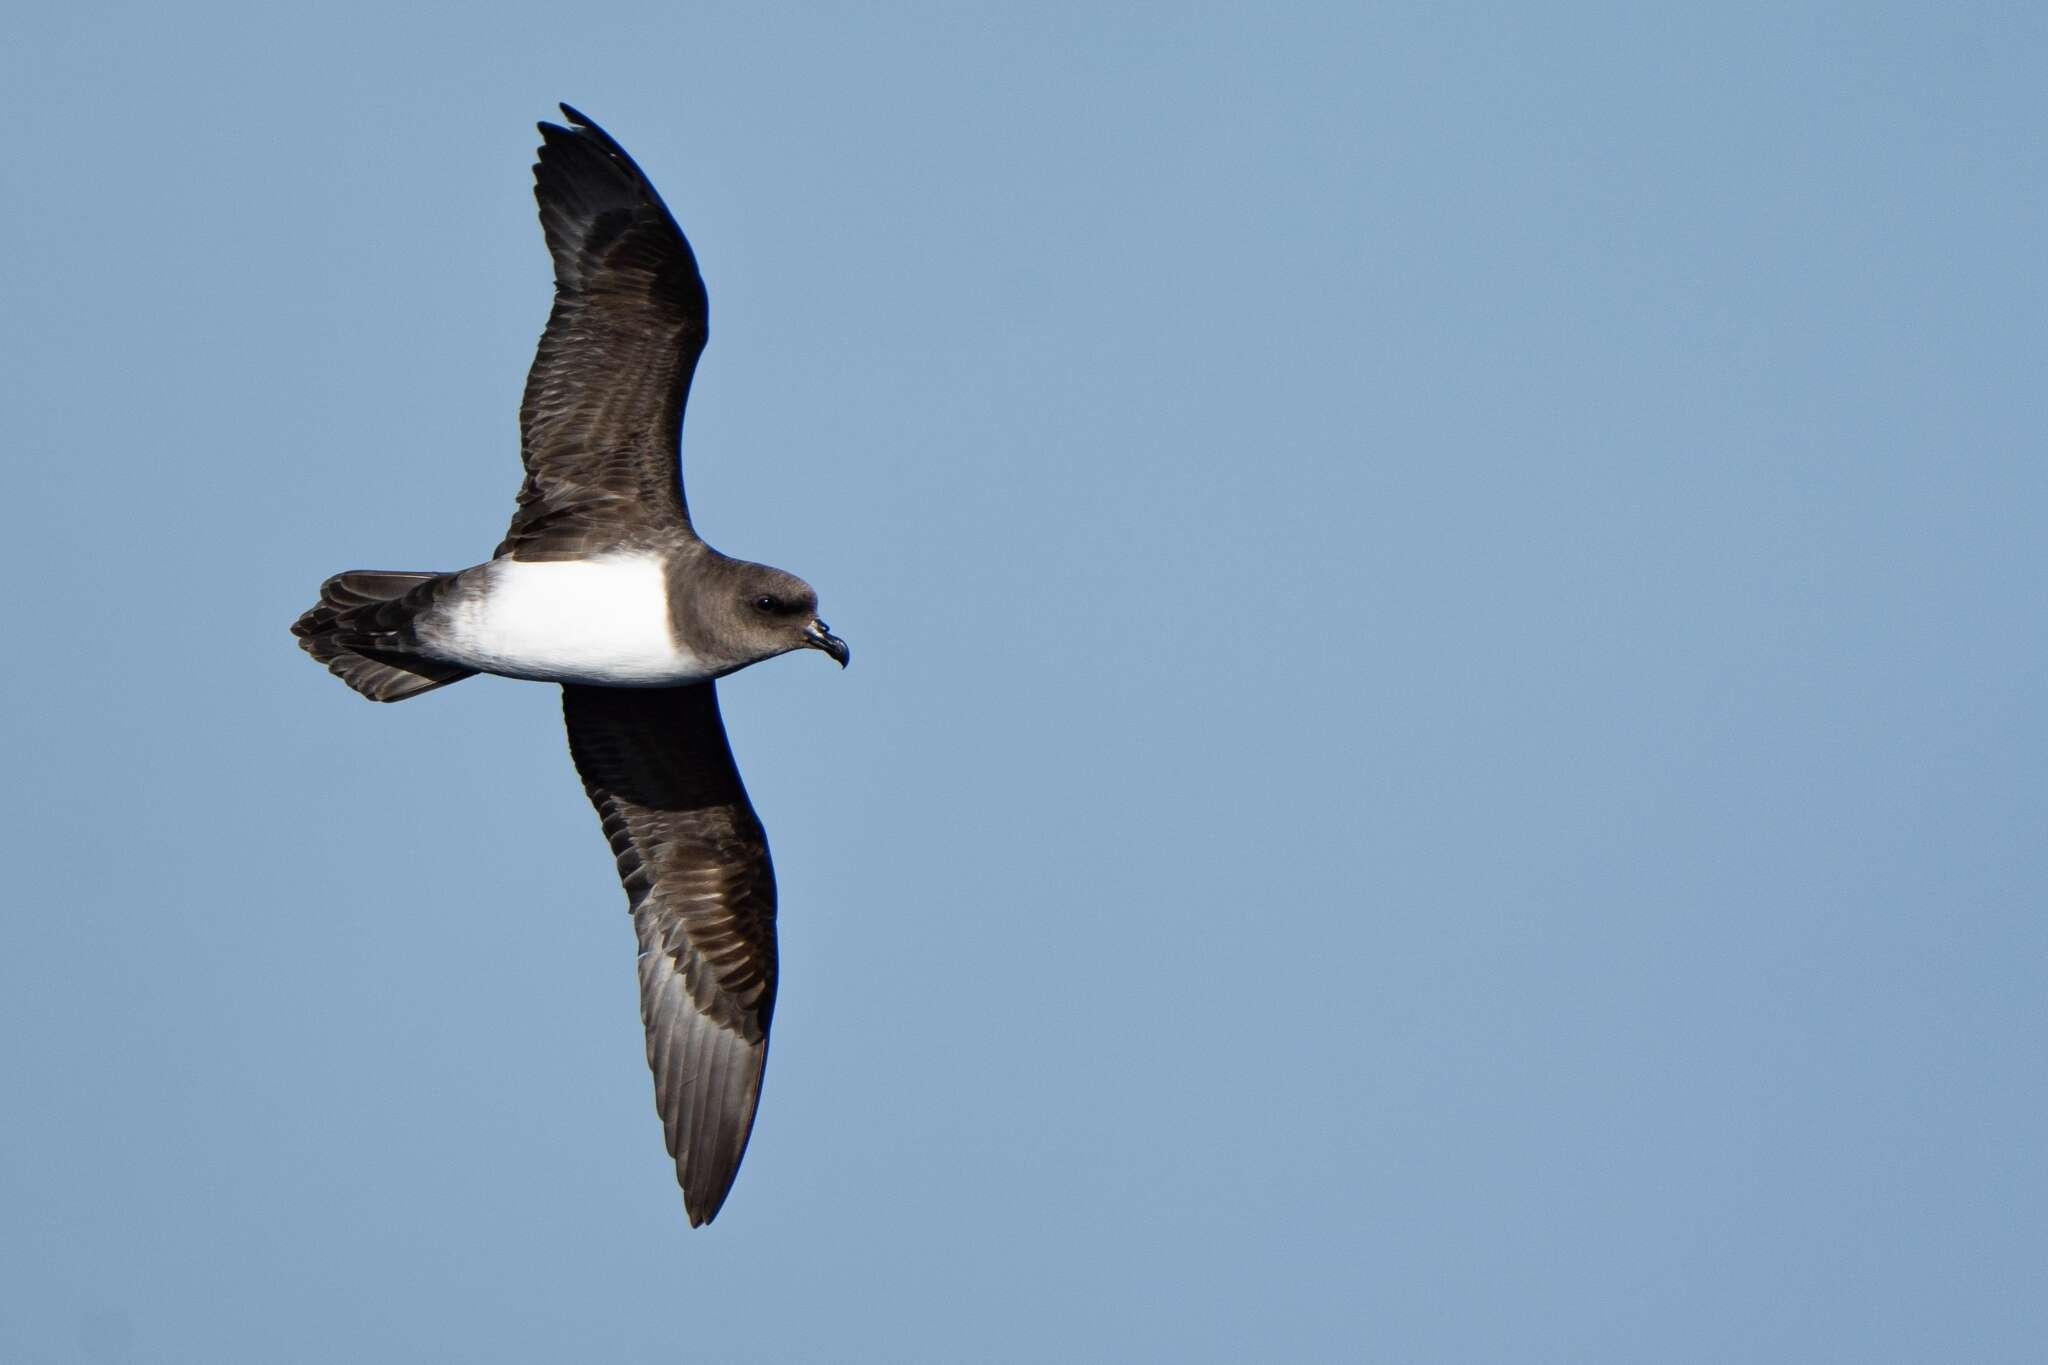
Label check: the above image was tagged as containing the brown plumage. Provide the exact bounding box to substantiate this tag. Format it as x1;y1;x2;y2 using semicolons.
563;683;778;1224
290;106;848;1226
503;107;710;560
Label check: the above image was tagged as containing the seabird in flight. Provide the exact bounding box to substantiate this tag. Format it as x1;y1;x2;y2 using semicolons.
292;106;848;1226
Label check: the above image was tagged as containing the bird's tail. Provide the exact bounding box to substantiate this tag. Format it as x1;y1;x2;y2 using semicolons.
292;570;477;702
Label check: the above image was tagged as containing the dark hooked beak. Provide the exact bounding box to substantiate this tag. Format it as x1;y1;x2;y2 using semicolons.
803;619;850;668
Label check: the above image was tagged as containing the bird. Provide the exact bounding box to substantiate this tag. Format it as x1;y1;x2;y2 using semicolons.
291;105;847;1226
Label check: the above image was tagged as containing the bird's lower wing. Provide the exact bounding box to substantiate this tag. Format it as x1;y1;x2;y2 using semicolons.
561;682;778;1225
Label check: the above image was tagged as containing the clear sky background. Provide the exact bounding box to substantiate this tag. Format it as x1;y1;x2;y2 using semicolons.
3;4;2043;1362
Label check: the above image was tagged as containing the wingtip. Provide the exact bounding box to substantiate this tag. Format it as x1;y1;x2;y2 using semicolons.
683;1165;735;1227
683;1184;726;1227
545;104;643;172
537;102;592;144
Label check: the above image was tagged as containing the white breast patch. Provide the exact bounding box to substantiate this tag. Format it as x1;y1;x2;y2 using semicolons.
429;554;713;686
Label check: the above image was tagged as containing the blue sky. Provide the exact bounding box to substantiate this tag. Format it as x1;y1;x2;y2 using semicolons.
3;4;2044;1362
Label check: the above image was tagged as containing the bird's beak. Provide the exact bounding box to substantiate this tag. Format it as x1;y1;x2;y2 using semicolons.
803;619;850;668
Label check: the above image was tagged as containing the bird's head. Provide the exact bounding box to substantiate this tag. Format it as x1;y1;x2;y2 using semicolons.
700;559;849;673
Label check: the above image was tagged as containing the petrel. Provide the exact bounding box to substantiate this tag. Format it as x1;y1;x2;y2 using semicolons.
291;106;848;1226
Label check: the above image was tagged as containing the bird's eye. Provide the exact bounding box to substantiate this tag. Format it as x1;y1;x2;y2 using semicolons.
754;595;778;614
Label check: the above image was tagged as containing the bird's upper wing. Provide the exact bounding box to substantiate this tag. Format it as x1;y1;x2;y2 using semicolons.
499;106;709;561
561;682;778;1226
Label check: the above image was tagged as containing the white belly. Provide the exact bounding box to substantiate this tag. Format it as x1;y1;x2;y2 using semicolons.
428;555;712;685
